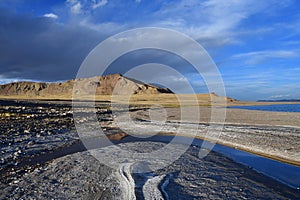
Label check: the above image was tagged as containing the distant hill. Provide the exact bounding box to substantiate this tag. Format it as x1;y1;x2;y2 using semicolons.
0;74;173;99
257;99;300;102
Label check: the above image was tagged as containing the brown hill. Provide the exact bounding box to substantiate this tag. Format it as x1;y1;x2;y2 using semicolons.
0;74;173;98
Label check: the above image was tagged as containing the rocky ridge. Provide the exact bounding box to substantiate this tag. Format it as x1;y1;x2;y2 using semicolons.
0;74;173;98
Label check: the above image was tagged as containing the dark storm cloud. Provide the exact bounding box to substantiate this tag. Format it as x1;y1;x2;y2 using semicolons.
0;8;104;81
106;49;199;76
0;9;199;83
0;7;217;89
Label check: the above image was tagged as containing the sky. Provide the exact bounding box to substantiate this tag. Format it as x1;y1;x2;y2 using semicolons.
0;0;300;100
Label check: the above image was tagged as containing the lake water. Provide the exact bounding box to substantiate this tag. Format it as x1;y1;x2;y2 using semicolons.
229;104;300;112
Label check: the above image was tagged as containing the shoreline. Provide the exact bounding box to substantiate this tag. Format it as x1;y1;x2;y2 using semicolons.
129;107;300;165
151;131;300;167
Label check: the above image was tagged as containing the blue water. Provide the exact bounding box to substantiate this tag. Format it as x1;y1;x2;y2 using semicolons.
229;104;300;112
190;138;300;189
212;143;300;189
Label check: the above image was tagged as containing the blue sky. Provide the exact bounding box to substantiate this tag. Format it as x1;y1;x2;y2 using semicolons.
0;0;300;100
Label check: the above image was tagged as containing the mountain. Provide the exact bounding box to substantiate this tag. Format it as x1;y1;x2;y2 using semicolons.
0;74;173;98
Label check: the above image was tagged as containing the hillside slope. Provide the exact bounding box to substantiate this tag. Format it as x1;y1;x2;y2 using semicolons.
0;74;173;98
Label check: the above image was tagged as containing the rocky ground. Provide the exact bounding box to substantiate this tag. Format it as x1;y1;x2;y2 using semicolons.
1;142;299;199
0;99;300;199
0;100;76;181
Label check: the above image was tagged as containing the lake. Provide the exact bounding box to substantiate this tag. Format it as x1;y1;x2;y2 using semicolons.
229;104;300;112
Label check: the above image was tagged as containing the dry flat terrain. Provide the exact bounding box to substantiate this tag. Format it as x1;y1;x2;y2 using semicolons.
1;92;299;106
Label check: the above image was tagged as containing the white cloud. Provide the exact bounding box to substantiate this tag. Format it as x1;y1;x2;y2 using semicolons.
0;75;36;85
92;0;108;9
43;13;58;19
149;0;291;47
66;0;78;4
270;94;291;99
66;0;82;14
79;18;125;33
66;0;108;14
64;0;291;49
71;2;82;14
232;50;297;65
234;50;297;58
